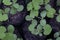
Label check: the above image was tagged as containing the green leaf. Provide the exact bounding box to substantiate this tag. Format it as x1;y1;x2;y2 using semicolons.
3;0;12;5
0;14;8;21
13;3;24;12
13;3;20;9
5;8;10;14
54;32;60;38
17;5;24;12
2;33;16;40
28;19;37;32
0;26;6;33
32;19;37;25
17;38;23;40
32;0;43;5
46;8;56;18
43;24;52;35
25;15;33;21
56;37;60;40
13;34;17;39
0;33;6;39
32;0;41;10
45;4;51;11
31;29;39;35
0;0;2;4
33;4;40;10
56;15;60;22
12;0;17;3
44;0;50;4
2;14;8;21
27;2;33;11
37;24;43;33
47;11;54;18
58;9;60;14
0;14;3;21
10;8;17;15
0;9;2;14
30;10;38;18
8;25;14;33
40;19;46;26
40;11;47;18
47;39;52;40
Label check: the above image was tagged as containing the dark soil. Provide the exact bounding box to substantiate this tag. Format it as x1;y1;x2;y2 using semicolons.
1;0;60;40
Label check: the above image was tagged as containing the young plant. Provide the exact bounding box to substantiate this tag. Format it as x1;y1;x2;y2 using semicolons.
0;25;23;40
26;0;53;36
2;0;24;15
